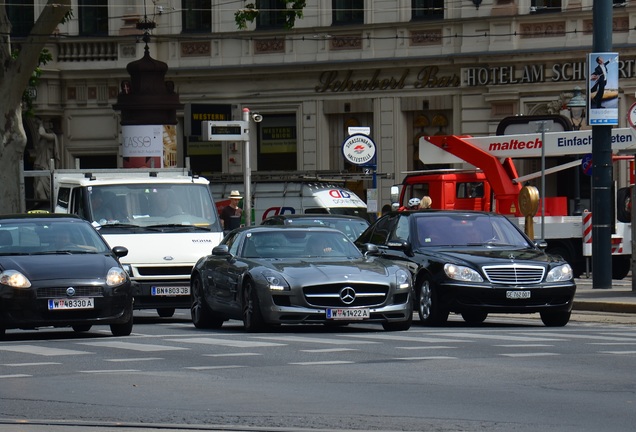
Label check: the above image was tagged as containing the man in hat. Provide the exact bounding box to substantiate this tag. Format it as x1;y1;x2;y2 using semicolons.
221;190;243;230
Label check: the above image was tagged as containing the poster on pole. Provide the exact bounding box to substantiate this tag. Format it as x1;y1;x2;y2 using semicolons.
587;52;619;126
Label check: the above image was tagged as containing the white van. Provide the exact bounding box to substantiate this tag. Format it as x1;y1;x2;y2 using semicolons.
210;181;369;225
52;168;224;317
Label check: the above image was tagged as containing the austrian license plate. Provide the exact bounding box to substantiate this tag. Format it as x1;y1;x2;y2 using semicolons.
48;298;94;310
326;308;370;320
506;290;531;299
151;286;190;296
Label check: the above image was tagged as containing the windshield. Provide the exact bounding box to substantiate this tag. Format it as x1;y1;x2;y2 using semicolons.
0;220;111;254
413;214;531;248
88;184;221;229
243;230;363;259
285;217;369;241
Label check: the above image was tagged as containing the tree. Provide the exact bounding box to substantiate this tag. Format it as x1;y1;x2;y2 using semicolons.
0;0;71;214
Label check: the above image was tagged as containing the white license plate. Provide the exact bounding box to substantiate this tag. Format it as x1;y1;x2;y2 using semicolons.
151;286;190;296
48;298;94;310
506;290;531;299
326;308;370;320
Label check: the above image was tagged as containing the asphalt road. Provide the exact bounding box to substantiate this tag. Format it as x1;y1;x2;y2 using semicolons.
1;311;635;432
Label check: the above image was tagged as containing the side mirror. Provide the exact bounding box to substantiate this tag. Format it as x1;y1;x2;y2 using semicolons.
363;243;380;256
212;244;230;256
112;246;129;258
387;240;414;257
390;185;400;205
535;240;548;249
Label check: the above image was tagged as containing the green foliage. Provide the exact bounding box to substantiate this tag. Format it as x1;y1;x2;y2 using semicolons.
235;0;306;30
12;49;54;116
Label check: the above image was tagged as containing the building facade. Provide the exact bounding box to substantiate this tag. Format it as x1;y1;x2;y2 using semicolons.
11;0;636;212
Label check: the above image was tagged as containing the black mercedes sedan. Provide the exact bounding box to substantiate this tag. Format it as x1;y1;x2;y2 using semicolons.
190;226;413;332
0;214;133;338
355;210;576;327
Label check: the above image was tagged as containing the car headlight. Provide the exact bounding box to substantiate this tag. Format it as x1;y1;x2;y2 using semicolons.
0;270;31;288
546;264;573;282
444;263;484;282
395;269;412;290
262;270;290;291
106;267;128;286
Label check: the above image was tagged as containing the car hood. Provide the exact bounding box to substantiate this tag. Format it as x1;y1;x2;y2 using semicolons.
421;247;554;266
262;258;391;282
0;254;118;282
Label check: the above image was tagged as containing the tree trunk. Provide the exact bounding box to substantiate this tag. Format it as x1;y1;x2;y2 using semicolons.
0;0;71;214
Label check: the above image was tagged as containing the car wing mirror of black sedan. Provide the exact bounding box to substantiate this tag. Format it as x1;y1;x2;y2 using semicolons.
534;240;548;249
112;246;129;258
212;244;231;257
387;240;414;257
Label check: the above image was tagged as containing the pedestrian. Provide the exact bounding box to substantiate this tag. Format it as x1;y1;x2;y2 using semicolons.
221;190;243;230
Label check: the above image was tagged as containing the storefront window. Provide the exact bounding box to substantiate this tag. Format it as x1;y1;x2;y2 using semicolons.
332;0;364;25
79;0;108;36
7;0;34;37
257;114;297;171
412;0;444;21
257;0;287;29
182;0;212;33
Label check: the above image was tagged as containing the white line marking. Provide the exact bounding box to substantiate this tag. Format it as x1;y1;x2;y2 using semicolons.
104;357;163;362
394;356;457;361
204;353;262;357
500;353;559;357
79;369;140;373
0;374;31;379
0;345;91;356
397;346;456;350
300;348;358;353
184;365;247;370
2;362;61;367
255;336;376;345
289;360;354;365
78;341;188;352
166;337;284;348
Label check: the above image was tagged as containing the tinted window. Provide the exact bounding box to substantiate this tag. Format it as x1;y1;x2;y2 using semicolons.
182;0;212;33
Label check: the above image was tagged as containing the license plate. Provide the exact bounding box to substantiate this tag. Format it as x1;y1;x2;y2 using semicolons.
48;298;94;310
326;308;370;320
151;286;190;296
506;290;531;299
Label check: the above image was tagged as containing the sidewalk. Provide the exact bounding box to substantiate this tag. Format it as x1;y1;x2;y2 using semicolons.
573;276;636;314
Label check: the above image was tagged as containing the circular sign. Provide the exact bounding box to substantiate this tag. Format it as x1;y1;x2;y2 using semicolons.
581;153;593;176
628;102;636;130
342;134;376;166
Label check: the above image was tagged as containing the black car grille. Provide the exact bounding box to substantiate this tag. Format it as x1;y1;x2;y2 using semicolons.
482;264;545;284
37;286;104;298
303;284;389;307
136;266;193;277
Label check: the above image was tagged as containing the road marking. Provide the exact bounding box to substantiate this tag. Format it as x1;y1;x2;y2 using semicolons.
255;336;376;345
599;350;636;355
184;365;247;370
166;337;284;348
500;353;559;357
300;348;358;353
204;353;262;357
339;333;472;343
395;356;457;361
2;362;61;367
104;357;164;362
79;369;140;373
436;332;565;342
0;374;31;379
519;332;635;342
494;344;554;347
289;360;354;365
0;345;91;356
397;346;456;350
78;341;188;352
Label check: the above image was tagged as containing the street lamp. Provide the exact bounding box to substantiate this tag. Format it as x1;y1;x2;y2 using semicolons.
567;86;586;216
567;86;586;131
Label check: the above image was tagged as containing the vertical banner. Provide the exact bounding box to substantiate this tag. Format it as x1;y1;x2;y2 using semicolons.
122;125;164;168
588;52;619;126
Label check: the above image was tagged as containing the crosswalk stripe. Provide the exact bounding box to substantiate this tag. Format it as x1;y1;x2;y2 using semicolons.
500;353;559;357
2;362;61;367
255;335;376;345
0;345;90;356
0;374;31;379
166;337;285;348
436;332;565;342
339;333;472;343
289;360;354;365
78;341;188;352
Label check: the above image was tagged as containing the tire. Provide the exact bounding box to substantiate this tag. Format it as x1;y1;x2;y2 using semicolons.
191;276;224;329
157;307;175;318
72;325;92;332
461;311;488;325
0;327;5;339
110;313;133;336
242;280;267;332
612;255;631;280
540;310;571;327
416;279;448;326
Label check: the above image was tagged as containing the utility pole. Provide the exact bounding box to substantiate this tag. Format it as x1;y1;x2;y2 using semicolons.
591;0;613;289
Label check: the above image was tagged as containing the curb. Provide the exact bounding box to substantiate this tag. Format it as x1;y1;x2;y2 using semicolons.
573;300;636;314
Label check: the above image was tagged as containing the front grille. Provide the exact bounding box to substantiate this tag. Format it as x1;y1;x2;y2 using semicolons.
37;286;104;298
303;283;388;307
482;264;545;284
136;266;193;277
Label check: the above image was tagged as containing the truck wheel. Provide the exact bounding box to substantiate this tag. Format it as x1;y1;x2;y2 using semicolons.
157;308;175;318
612;255;631;280
416;279;448;326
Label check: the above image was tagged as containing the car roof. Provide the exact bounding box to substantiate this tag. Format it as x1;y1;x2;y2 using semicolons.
230;225;347;235
0;213;84;223
263;214;368;222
